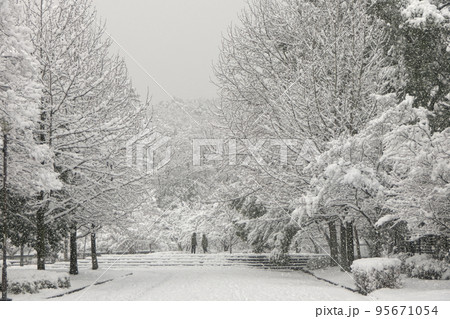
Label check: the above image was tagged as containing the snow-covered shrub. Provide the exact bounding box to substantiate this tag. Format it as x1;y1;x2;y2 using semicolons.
405;254;450;280
351;258;402;294
269;225;299;265
57;276;71;288
269;248;290;265
10;281;39;294
306;256;331;270
0;269;71;294
390;252;413;273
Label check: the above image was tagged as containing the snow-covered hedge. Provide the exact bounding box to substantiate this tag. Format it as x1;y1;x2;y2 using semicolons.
405;255;450;280
351;258;402;294
0;268;71;294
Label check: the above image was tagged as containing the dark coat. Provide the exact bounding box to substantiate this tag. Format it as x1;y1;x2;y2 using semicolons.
191;233;197;246
201;235;208;248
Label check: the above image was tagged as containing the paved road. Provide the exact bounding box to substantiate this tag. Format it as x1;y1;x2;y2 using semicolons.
53;266;366;301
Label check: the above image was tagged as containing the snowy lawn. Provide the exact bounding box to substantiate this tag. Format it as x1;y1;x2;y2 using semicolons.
312;267;450;301
13;266;367;301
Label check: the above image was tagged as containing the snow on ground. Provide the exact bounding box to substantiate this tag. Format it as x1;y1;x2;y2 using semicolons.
313;267;450;301
372;277;450;301
313;267;358;290
9;264;450;301
13;266;367;301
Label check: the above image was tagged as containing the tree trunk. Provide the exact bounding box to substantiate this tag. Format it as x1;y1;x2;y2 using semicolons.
346;221;354;267
63;234;69;261
36;205;46;270
354;225;361;260
372;231;383;257
82;236;87;259
1;133;9;300
310;236;320;254
1;217;7;300
328;220;339;266
340;222;348;271
91;225;98;270
69;224;78;275
20;244;24;267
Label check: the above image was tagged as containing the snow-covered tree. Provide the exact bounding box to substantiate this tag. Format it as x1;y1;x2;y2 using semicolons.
215;0;387;143
0;0;60;195
20;0;152;272
0;0;61;298
296;95;449;266
369;0;450;132
213;0;390;261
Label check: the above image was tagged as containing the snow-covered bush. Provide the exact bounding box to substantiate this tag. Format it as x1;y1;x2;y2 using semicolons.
405;255;450;280
351;258;402;294
269;248;290;265
390;252;413;273
269;226;299;265
306;256;331;270
0;269;71;294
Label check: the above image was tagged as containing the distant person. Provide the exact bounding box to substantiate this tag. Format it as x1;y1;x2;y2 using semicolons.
191;232;197;254
201;234;208;253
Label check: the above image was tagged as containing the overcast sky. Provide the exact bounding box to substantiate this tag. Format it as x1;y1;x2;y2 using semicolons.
92;0;247;102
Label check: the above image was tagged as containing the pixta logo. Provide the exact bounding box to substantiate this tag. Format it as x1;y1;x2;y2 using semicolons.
193;138;319;167
126;130;171;174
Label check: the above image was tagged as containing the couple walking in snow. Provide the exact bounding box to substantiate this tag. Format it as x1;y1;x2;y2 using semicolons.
191;233;208;254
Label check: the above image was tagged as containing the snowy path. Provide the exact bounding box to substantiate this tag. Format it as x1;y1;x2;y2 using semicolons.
47;266;367;301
